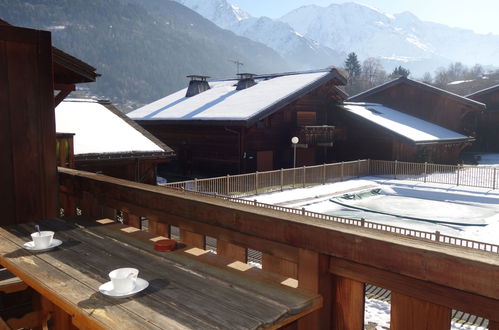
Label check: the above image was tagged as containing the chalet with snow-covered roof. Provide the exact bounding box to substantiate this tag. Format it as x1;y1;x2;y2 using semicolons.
128;68;348;177
467;84;499;152
56;99;174;184
332;102;473;163
348;77;486;138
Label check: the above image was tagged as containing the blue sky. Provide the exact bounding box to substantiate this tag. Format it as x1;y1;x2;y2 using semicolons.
229;0;499;35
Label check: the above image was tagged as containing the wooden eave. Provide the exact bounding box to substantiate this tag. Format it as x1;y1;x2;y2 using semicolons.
348;77;486;110
74;151;172;162
136;68;348;128
52;47;99;84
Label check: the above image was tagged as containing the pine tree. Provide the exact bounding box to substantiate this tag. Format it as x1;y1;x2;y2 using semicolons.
391;65;410;78
344;52;361;79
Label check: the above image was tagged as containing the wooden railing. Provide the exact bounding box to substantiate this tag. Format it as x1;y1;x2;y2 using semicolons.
57;168;499;330
297;125;335;145
164;160;369;196
164;159;499;195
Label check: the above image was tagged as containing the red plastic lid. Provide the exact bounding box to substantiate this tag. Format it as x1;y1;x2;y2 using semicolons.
154;239;177;252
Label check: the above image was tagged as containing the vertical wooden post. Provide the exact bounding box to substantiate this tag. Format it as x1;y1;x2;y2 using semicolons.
297;249;332;329
340;162;344;181
424;162;428;183
217;240;247;262
322;163;326;184
280;168;284;191
226;174;230;196
330;275;365;330
262;253;297;279
456;166;460;186
302;166;306;188
394;160;398;179
255;172;259;195
493;168;497;190
180;228;205;249
367;159;371;175
357;160;361;178
391;292;451;330
194;178;198;192
148;217;170;238
123;212;141;229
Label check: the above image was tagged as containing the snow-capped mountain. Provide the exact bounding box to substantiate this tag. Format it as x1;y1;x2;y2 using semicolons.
173;0;344;69
280;2;499;74
174;0;499;75
175;0;250;29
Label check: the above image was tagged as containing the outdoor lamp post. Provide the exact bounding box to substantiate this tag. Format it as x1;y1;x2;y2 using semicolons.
291;136;299;168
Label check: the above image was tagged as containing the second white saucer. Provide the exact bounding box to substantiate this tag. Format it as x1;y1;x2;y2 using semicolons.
99;278;149;298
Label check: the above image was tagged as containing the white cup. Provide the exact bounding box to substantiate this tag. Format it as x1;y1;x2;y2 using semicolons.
109;268;138;294
31;231;54;249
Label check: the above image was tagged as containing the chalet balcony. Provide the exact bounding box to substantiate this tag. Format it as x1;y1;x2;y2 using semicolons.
296;125;336;146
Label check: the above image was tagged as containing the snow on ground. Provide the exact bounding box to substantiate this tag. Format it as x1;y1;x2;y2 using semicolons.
246;175;498;329
249;177;499;245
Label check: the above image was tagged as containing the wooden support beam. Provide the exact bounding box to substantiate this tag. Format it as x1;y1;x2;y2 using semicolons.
331;275;364;330
53;83;75;107
123;213;141;229
296;249;331;330
262;253;297;279
217;240;247;262
391;292;451;330
147;218;170;238
180;229;205;249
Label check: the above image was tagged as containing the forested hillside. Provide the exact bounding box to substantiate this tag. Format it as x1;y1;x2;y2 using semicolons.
0;0;289;110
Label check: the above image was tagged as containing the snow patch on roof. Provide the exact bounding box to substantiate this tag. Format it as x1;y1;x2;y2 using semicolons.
343;102;469;143
56;99;165;155
448;79;474;85
128;71;331;122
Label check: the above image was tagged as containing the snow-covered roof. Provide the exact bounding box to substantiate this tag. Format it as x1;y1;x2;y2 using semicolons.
342;102;471;144
56;99;173;156
348;77;486;109
128;69;346;125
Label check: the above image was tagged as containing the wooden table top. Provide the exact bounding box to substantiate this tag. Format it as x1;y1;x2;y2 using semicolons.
0;218;320;329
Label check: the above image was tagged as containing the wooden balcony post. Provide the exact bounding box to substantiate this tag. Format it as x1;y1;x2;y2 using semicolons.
280;168;284;191
296;249;332;329
180;228;205;249
262;253;297;279
322;163;326;184
391;292;451;330
217;240;247;262
330;275;364;330
122;212;141;229
147;217;170;238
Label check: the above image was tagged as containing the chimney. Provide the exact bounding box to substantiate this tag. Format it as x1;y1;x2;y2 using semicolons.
236;73;257;90
185;75;210;97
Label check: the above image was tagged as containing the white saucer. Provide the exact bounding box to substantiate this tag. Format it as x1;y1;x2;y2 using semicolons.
23;239;62;252
99;278;149;298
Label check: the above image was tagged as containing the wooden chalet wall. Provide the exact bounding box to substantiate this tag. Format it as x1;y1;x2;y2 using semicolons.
140;81;342;177
468;88;499;152
0;25;57;225
75;158;163;185
352;80;481;136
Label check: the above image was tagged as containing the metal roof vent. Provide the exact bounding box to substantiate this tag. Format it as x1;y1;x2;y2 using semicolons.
236;73;257;91
185;75;210;97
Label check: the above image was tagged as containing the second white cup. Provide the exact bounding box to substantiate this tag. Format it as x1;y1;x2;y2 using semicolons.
109;268;138;293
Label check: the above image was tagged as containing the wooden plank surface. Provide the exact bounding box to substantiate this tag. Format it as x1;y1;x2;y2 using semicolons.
0;218;318;329
72;218;319;316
